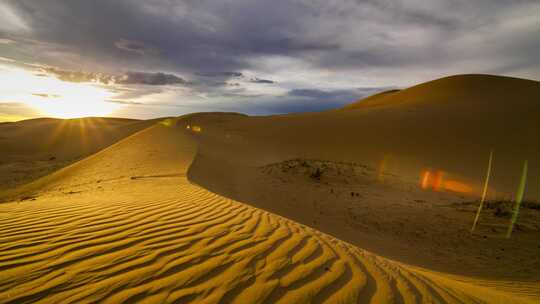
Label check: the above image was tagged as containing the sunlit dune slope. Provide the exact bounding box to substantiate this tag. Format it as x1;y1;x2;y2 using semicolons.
0;117;160;191
345;74;539;109
0;120;535;303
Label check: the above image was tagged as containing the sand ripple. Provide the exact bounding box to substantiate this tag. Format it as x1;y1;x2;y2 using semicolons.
0;179;529;304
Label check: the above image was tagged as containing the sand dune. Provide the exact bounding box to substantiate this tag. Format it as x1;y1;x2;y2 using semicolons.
1;75;539;303
0;117;157;192
0;119;537;303
190;74;540;198
186;75;540;279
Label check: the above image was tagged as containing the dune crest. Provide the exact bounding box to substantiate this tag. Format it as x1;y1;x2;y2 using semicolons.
0;117;158;193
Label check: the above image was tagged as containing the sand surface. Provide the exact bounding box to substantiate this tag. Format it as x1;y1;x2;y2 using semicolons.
1;75;539;303
0;117;157;192
0;118;536;303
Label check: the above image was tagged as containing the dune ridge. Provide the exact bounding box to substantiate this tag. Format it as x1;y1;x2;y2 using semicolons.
0;117;159;192
344;74;540;109
0;120;537;303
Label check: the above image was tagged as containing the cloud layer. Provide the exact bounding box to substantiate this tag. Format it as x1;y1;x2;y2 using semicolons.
1;0;539;119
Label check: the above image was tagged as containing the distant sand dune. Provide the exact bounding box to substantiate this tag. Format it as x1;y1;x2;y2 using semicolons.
0;117;159;192
0;122;536;303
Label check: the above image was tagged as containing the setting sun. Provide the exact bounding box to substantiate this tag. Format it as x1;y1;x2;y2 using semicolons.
0;65;120;118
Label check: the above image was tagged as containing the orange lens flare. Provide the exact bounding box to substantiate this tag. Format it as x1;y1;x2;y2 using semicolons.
443;180;473;194
421;169;471;194
378;154;389;182
432;170;445;191
421;170;431;189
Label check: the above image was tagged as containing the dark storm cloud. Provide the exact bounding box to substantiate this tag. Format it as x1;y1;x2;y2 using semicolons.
0;0;338;74
2;0;539;76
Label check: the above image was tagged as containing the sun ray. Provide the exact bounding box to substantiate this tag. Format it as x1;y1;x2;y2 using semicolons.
0;65;121;119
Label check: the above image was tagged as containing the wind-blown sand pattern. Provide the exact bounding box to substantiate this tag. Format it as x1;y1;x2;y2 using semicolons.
0;122;537;303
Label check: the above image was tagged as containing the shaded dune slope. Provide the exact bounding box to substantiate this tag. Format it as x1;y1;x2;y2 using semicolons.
0;121;536;303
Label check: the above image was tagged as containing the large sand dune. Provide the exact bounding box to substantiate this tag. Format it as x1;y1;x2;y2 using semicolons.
0;119;537;303
187;75;540;280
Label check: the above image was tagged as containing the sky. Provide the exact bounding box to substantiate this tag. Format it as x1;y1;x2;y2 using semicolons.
1;0;539;121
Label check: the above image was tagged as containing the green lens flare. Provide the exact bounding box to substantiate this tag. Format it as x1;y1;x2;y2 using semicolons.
506;160;528;239
471;150;493;233
160;118;175;127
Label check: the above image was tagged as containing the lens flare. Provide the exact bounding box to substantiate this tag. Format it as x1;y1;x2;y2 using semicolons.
421;170;431;189
421;169;472;194
471;150;494;233
506;160;528;238
377;154;390;182
432;170;445;191
444;180;473;193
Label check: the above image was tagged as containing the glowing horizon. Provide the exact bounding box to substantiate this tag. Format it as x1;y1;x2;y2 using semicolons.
0;65;121;120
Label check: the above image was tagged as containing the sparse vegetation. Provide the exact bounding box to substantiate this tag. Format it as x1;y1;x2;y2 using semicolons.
260;158;374;185
310;167;323;180
468;200;540;218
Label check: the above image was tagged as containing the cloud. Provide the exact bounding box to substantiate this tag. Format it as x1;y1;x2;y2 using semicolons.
198;72;244;78
42;67;187;86
288;87;393;101
0;38;15;44
0;56;16;63
3;0;539;82
250;78;275;84
114;38;155;55
105;99;144;105
116;72;186;85
42;67;110;83
231;86;395;115
0;0;539;117
32;93;61;98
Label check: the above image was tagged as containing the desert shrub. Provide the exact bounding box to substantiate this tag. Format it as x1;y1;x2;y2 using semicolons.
311;167;323;180
478;200;539;218
483;200;512;218
494;203;512;218
523;201;540;210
